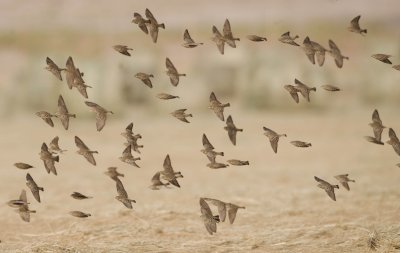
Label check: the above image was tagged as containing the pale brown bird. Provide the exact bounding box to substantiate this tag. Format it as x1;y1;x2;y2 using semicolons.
224;115;243;145
65;56;84;90
278;31;299;46
7;190;29;208
85;101;113;132
121;123;144;154
145;8;165;43
75;136;98;166
149;171;170;190
334;174;355;191
131;12;149;34
200;198;219;235
209;92;230;121
348;15;367;35
211;25;225;55
69;211;91;218
121;122;136;137
36;111;55;127
294;79;316;102
113;45;133;56
171;109;192;123
115;178;136;209
202;198;227;222
226;203;245;224
310;39;330;66
364;136;384;145
207;162;229;169
182;29;203;48
227;159;249;166
160;154;183;188
314;176;339;201
263;127;287;154
49;136;67;154
246;35;267;42
328;40;349;68
166;58;186;86
223;19;240;48
393;64;400;71
284;85;300;103
15;190;36;222
26;173;44;203
302;36;316;65
387;128;400;156
203;198;245;224
45;57;66;81
119;145;141;168
135;72;154;88
71;192;92;200
104;167;124;181
369;109;386;144
156;93;179;100
54;95;76;130
201;134;224;163
39;143;59;175
372;54;392;64
290;141;312;148
74;80;92;99
14;163;34;170
321;85;340;92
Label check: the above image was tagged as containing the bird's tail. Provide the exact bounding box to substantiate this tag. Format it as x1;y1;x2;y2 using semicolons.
362;29;367;34
29;210;37;213
149;74;154;78
213;215;220;223
180;73;186;76
39;187;44;191
188;114;193;117
129;199;136;203
334;185;339;189
54;156;59;162
218;152;224;156
223;103;230;107
92;151;99;154
311;87;317;92
294;35;299;39
159;23;165;29
244;161;250;165
71;114;76;118
238;129;243;132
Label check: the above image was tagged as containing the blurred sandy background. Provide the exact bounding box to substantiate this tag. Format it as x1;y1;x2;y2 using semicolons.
1;0;400;252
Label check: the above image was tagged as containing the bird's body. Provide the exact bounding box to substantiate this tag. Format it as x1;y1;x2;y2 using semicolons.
135;72;154;88
334;174;355;191
224;115;243;145
201;134;224;163
348;15;367;35
223;19;240;48
36;111;55;127
69;211;91;218
294;79;316;102
209;92;230;121
211;25;225;55
39;143;59;175
26;173;44;203
166;58;186;86
321;85;340;92
149;171;170;190
85;101;113;132
145;8;165;43
182;29;203;48
369;109;386;144
14;163;34;170
115;178;136;209
45;57;66;81
263;127;286;153
71;192;92;200
171;109;192;123
290;141;312;148
200;198;219;235
246;35;267;42
55;95;76;130
328;40;349;68
372;54;392;64
156;93;179;100
279;31;299;46
113;45;133;56
227;159;249;166
75;136;98;166
314;176;339;201
119;145;141;168
159;154;183;188
49;136;67;154
207;162;229;169
387;128;400;156
131;12;150;34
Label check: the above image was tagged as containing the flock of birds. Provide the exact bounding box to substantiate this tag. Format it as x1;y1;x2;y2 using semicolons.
5;9;400;236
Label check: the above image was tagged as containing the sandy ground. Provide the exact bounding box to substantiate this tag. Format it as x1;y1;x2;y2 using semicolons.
0;108;400;253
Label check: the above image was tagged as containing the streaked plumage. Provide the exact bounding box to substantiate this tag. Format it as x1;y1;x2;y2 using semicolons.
115;178;136;209
364;136;384;145
75;136;98;166
160;154;183;188
36;111;55;127
290;141;312;148
294;79;316;102
145;8;165;43
224;115;243;145
223;19;240;48
328;40;349;68
334;174;355;191
278;31;299;46
26;173;44;203
55;95;76;130
202;198;227;222
85;101;113;132
182;29;203;48
321;85;340;92
166;58;186;86
39;142;59;175
246;35;267;42
227;159;249;166
207;162;229;169
310;39;331;66
348;15;367;35
263;127;287;154
369;109;386;143
209;92;230;121
211;25;225;55
171;109;192;123
49;136;67;154
149;171;170;190
69;211;91;218
14;163;34;170
104;167;124;181
113;45;133;56
119;145;141;168
200;198;219;235
45;57;65;81
302;36;316;65
201;134;224;163
314;176;339;201
131;12;149;34
156;93;179;100
135;72;154;88
71;192;92;200
372;54;392;64
284;85;299;103
387;128;400;156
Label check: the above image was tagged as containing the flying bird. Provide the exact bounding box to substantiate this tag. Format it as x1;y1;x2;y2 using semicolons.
321;85;340;92
369;109;386;144
55;95;76;130
290;141;312;148
334;174;355;191
145;8;165;43
294;79;316;102
69;211;91;218
199;198;219;235
35;111;55;127
113;45;133;56
201;134;224;163
166;58;186;86
387;128;400;156
85;101;113;131
302;36;316;65
348;15;367;35
26;173;44;203
227;159;249;166
156;93;179;100
14;163;34;170
263;127;287;154
39;143;59;175
119;145;141;168
224;115;243;145
371;54;392;64
160;154;183;188
223;19;240;48
207;162;229;169
115;178;136;209
75;136;98;166
131;12;149;34
314;176;339;201
209;92;230;121
211;25;225;55
278;31;299;46
182;29;203;48
49;136;67;154
171;109;192;123
71;192;92;200
328;40;349;68
246;35;267;42
45;57;65;81
135;72;154;88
